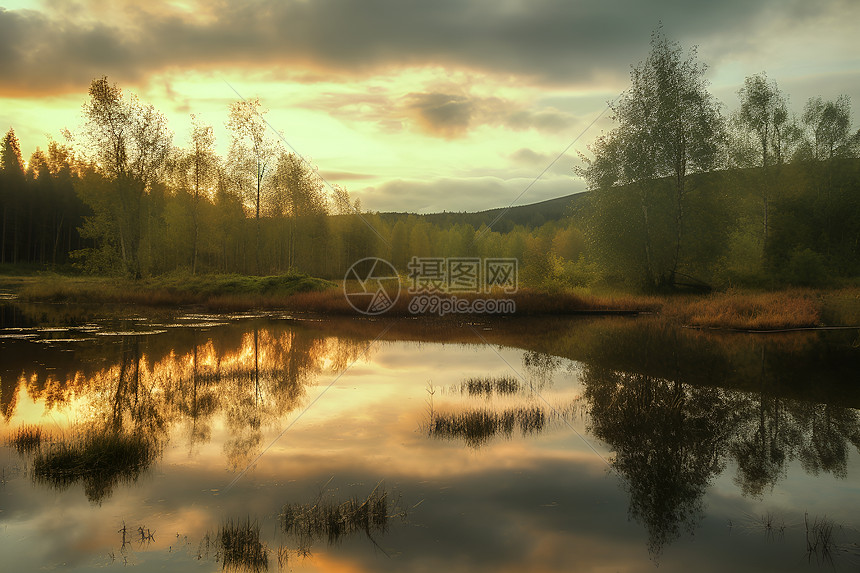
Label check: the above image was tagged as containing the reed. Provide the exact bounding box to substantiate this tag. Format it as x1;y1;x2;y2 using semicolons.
32;429;158;503
218;518;268;573
429;406;546;448
281;483;393;548
8;424;44;454
667;289;821;330
458;375;522;397
805;512;838;563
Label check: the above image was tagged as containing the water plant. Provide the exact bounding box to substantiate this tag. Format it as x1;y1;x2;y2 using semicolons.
428;406;546;448
281;482;397;553
32;429;158;503
8;424;44;454
458;375;522;397
805;512;838;564
218;518;268;573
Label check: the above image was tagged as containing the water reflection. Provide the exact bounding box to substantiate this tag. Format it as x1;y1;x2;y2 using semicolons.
2;319;371;502
582;361;860;557
3;305;860;571
583;367;733;556
33;427;159;504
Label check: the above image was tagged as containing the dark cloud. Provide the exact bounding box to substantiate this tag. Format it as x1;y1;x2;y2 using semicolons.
299;88;581;137
1;0;855;97
404;92;474;138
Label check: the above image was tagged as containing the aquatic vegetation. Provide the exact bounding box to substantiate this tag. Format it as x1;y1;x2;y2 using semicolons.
219;518;268;573
457;375;522;397
805;513;841;564
32;429;158;503
281;483;395;551
8;424;44;454
429;406;546;448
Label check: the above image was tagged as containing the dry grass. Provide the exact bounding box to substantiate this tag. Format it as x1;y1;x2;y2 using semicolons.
12;273;859;328
668;290;821;330
429;406;546;448
219;518;268;573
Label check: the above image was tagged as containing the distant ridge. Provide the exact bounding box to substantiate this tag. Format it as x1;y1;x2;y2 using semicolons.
378;191;588;232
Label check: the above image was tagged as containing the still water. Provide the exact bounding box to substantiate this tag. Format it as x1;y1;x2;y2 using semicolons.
1;302;860;572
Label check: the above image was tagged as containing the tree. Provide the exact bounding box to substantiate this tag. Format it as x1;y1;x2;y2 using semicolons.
184;115;217;274
269;151;327;271
801;95;854;161
227;98;276;275
737;73;790;168
579;29;724;288
0;128;26;264
735;73;791;257
80;77;172;277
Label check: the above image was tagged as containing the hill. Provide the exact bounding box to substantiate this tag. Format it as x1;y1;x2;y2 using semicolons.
378;191;589;232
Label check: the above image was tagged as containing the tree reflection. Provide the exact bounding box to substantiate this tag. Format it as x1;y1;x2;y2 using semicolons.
583;365;733;557
4;320;369;501
583;353;860;557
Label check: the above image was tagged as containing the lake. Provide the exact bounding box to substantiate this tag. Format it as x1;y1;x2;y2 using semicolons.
1;302;860;572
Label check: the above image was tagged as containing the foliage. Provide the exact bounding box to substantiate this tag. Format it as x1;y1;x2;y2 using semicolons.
0;54;859;292
579;29;725;289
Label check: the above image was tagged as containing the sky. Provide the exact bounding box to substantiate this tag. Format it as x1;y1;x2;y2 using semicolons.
1;0;858;213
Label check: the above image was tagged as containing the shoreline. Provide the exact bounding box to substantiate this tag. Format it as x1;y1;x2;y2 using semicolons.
2;273;859;331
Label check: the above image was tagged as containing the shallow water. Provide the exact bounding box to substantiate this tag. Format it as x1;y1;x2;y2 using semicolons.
1;303;860;572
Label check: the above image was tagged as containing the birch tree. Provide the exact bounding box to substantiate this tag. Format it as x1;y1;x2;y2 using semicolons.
580;30;723;288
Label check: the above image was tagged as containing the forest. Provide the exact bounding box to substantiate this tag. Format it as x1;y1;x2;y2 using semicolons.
1;32;859;291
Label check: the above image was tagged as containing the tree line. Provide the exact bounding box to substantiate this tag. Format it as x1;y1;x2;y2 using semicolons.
579;29;860;289
1;33;859;290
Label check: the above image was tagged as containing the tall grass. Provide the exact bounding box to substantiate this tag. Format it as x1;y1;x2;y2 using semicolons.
281;483;393;550
218;518;268;573
8;424;44;454
32;429;158;503
429;406;546;448
457;375;522;397
18;272;337;309
669;290;821;330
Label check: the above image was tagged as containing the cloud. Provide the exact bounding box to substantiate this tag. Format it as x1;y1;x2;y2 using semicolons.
404;92;474;138
2;0;857;97
318;170;378;181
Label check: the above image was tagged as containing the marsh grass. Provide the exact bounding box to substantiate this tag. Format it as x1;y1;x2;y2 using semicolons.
457;375;522;397
669;290;821;330
281;483;396;552
218;518;268;573
18;272;337;310
805;513;840;564
14;272;858;328
32;429;158;503
8;424;44;454
429;406;546;448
